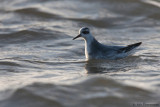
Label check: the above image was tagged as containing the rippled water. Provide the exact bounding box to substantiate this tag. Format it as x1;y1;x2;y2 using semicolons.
0;0;160;107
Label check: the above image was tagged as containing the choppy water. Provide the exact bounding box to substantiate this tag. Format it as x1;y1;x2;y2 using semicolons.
0;0;160;107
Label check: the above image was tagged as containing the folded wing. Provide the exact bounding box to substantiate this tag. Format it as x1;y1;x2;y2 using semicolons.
118;42;142;53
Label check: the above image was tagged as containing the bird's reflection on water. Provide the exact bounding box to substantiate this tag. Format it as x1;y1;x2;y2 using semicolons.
85;60;107;73
84;56;141;74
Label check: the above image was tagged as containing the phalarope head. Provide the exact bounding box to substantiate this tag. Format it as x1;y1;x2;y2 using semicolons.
73;27;91;40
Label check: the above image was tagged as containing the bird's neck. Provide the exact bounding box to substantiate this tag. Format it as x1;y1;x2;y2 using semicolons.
84;35;97;59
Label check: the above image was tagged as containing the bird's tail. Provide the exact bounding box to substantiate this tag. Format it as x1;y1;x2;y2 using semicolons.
120;42;142;53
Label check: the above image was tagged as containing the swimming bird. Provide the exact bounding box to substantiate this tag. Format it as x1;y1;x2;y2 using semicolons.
73;27;142;60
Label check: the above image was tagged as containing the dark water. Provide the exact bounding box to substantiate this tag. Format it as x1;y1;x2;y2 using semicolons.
0;0;160;107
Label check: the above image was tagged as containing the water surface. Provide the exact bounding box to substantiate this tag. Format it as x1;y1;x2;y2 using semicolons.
0;0;160;107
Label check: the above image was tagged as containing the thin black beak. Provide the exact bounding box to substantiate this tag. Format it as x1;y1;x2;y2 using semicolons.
73;34;81;40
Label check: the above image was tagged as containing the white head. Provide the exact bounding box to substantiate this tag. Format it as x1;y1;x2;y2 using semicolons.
73;27;92;40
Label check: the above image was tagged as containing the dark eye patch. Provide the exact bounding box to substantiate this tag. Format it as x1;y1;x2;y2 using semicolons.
82;31;89;34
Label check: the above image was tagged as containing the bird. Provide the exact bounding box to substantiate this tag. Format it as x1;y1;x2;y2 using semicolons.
73;27;142;60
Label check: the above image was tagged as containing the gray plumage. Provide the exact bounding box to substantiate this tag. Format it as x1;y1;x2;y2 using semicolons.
73;27;142;60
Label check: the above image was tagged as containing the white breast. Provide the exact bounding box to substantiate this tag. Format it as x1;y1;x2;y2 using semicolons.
84;39;93;59
85;40;89;59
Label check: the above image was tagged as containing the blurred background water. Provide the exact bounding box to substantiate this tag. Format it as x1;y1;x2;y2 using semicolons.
0;0;160;107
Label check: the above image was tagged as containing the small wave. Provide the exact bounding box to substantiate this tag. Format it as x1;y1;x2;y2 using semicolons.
13;7;61;19
69;0;160;28
69;18;114;28
1;77;158;107
0;29;67;44
0;61;21;67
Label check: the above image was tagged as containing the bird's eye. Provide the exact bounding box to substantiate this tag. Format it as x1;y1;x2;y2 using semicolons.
82;31;89;34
